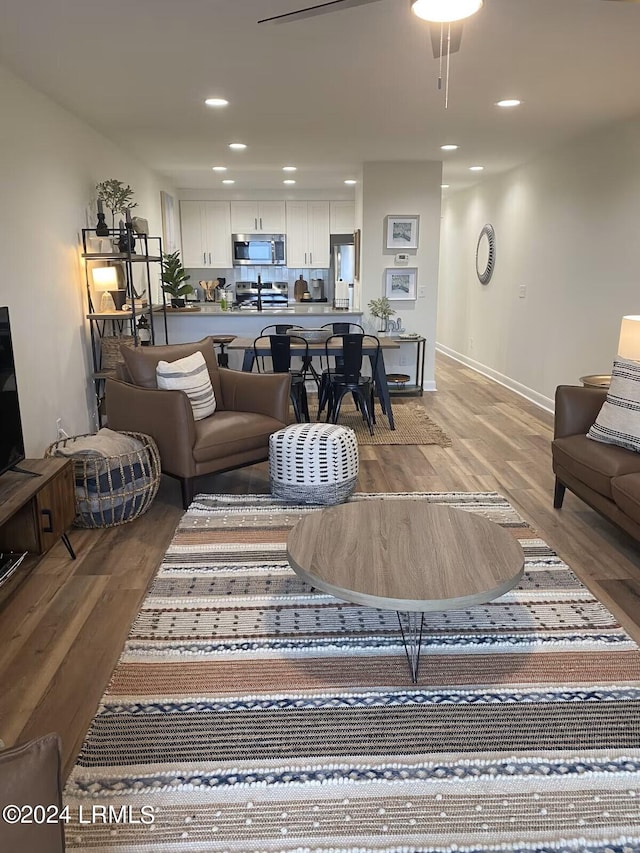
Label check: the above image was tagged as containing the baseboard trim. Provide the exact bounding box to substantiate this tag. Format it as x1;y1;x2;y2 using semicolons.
435;343;554;413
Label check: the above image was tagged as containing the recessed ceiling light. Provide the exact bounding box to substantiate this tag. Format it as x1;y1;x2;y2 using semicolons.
469;165;484;171
212;166;227;172
344;180;357;185
496;99;521;108
283;179;296;185
222;179;235;184
282;166;297;172
441;184;450;188
411;0;483;23
228;142;247;150
441;144;459;151
204;98;229;107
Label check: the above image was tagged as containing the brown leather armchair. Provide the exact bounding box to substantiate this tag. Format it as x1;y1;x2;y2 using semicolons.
106;337;291;508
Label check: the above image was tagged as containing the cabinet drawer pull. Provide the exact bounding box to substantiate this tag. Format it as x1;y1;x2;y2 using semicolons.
41;508;53;533
209;252;212;264
310;252;313;265
255;218;258;230
203;252;206;264
260;217;263;230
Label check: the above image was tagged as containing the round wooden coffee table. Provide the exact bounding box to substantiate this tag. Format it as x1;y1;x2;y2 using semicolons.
287;499;524;682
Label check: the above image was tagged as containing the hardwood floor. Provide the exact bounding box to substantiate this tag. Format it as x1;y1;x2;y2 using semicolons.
2;351;640;778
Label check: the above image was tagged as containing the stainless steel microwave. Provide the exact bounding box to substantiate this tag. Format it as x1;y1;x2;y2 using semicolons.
232;234;286;266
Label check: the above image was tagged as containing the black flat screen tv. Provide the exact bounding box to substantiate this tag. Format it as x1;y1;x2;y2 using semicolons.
0;307;25;477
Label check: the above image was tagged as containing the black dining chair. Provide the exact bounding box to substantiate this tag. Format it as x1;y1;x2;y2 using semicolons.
261;324;320;388
324;333;379;435
318;323;366;416
253;333;310;422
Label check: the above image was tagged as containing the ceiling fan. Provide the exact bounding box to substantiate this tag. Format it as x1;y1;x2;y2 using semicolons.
258;1;466;60
259;0;640;60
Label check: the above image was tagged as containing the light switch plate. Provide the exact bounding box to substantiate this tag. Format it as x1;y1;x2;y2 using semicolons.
519;285;527;299
418;286;426;299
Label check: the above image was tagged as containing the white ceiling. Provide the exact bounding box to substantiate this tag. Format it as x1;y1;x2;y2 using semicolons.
2;0;640;192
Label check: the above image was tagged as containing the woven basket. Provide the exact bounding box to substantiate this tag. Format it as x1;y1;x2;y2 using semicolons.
269;423;358;505
45;431;161;528
100;335;135;372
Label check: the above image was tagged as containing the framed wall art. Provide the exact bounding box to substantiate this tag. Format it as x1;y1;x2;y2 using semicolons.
385;267;417;300
385;215;419;251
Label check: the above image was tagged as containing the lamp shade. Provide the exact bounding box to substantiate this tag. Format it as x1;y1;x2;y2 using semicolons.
91;266;119;291
618;315;640;362
411;0;483;23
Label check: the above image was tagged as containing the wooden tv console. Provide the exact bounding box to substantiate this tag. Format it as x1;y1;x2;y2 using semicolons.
0;458;76;607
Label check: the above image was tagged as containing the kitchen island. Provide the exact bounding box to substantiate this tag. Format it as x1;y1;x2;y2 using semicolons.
155;304;365;370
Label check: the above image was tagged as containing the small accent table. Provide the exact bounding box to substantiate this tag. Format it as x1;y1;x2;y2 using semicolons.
287;499;524;682
579;374;611;389
389;336;425;396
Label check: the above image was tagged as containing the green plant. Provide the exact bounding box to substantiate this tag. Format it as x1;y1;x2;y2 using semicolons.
368;296;396;322
96;179;137;227
161;251;193;299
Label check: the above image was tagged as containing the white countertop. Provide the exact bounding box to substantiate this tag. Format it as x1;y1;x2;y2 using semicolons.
165;304;362;317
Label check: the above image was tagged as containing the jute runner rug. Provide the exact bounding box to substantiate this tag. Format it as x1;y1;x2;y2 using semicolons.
327;400;451;446
65;493;640;852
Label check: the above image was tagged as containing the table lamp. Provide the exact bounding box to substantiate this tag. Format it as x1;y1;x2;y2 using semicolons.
618;315;640;361
92;266;119;312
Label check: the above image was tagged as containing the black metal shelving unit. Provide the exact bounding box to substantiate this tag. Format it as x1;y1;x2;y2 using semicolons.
82;228;168;419
388;336;426;397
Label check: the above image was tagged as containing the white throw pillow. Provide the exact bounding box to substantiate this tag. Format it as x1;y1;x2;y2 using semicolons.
587;357;640;452
156;351;216;421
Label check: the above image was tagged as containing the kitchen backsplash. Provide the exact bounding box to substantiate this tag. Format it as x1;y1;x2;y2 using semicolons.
185;266;331;302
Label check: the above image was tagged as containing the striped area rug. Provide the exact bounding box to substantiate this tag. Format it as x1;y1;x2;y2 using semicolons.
64;493;640;852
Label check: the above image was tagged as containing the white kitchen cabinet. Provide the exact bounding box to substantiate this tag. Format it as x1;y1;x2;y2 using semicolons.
330;201;355;235
231;201;286;233
180;201;232;268
285;201;330;268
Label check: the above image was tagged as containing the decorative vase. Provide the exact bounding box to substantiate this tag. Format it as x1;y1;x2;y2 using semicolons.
171;298;185;309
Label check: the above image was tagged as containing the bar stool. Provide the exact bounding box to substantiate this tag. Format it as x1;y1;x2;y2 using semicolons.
211;335;236;368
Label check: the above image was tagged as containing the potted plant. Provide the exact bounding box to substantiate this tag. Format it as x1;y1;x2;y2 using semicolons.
96;179;137;229
161;251;194;308
368;296;396;334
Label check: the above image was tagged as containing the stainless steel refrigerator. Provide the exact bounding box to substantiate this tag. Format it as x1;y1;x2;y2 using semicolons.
330;235;355;308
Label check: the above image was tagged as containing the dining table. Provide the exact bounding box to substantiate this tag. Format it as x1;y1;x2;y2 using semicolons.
227;335;400;429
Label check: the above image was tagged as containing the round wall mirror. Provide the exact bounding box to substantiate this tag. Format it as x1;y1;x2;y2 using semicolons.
476;224;496;285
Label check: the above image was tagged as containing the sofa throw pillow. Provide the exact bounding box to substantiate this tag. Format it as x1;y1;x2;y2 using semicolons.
588;357;640;452
156;351;216;420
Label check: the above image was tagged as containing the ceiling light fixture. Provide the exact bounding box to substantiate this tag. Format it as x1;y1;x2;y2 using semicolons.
283;179;296;185
204;98;229;107
411;0;483;23
441;144;459;151
496;99;522;108
228;142;247;150
222;179;235;184
212;166;227;172
469;166;484;171
441;184;450;188
283;166;297;172
344;180;357;185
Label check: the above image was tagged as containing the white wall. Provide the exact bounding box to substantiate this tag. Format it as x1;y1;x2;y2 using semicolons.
361;161;443;389
437;116;640;410
0;64;174;455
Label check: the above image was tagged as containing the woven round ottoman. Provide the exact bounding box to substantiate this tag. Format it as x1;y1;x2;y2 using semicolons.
269;423;359;505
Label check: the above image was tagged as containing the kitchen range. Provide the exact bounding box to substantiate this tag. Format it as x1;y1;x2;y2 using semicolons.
235;280;289;308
